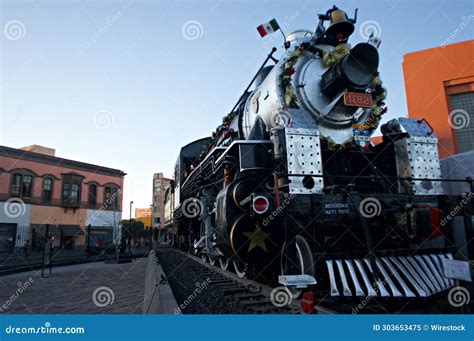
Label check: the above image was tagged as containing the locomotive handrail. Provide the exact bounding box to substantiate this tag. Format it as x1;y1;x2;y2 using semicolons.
228;47;278;115
279;172;473;184
181;146;227;190
278;172;474;193
214;140;272;165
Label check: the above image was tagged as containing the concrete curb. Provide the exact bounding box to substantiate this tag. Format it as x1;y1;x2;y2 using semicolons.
143;250;180;314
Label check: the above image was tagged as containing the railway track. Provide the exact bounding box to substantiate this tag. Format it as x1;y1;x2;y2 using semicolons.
156;247;471;314
156;246;471;314
156;246;335;314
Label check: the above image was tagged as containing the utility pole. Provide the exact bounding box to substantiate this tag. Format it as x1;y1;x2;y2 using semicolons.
49;235;54;275
41;224;49;278
128;201;133;255
112;191;119;263
86;224;91;258
149;204;153;251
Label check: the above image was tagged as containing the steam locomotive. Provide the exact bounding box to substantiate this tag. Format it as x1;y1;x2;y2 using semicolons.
163;6;461;303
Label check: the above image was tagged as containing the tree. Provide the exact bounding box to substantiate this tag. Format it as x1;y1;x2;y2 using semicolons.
121;219;145;253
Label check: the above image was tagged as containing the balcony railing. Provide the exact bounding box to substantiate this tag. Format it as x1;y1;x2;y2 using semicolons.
61;197;80;208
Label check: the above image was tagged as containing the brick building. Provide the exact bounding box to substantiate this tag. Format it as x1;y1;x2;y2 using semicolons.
0;145;126;253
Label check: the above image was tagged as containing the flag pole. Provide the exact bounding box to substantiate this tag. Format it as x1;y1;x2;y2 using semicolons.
279;27;289;49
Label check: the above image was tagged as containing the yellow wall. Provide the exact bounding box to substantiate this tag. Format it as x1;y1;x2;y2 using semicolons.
134;216;152;229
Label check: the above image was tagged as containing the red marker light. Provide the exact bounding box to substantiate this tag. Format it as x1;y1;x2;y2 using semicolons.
253;196;269;214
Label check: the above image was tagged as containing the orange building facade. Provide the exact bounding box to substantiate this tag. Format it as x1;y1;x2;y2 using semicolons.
0;145;125;252
402;40;474;158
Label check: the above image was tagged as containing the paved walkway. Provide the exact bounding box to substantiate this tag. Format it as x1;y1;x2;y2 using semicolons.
0;258;146;314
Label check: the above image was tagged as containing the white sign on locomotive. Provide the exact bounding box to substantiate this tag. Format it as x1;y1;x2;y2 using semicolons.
162;6;470;304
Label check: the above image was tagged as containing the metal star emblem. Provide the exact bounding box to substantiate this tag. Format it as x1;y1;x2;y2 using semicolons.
243;225;270;252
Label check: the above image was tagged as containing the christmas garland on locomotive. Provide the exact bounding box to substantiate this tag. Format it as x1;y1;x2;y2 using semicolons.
162;6;463;303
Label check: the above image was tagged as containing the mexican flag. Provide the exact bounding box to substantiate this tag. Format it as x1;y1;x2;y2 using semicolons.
257;19;280;37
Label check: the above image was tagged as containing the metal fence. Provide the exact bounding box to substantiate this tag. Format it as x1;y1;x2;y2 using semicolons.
0;224;153;272
0;225;105;271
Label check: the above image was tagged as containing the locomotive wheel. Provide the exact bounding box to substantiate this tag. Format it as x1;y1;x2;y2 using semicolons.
219;258;229;271
280;235;315;298
233;260;247;278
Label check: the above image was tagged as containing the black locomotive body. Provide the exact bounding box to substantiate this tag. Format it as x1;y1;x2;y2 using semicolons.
162;6;470;306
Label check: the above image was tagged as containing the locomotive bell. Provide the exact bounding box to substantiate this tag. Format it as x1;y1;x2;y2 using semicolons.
325;9;354;40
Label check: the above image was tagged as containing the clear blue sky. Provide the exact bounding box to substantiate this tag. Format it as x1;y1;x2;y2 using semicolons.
1;0;473;218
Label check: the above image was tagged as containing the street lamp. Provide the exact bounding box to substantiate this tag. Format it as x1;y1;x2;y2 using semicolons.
150;204;154;250
149;203;153;230
149;204;152;223
128;201;133;254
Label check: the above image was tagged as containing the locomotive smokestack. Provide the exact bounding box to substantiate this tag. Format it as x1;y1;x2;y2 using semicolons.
320;42;379;98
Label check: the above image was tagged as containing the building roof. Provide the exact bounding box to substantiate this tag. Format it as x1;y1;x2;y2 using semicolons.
153;173;172;182
0;145;126;177
403;39;473;59
20;144;56;156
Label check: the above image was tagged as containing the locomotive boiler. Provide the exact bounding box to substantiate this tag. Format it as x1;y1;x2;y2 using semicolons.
163;6;463;304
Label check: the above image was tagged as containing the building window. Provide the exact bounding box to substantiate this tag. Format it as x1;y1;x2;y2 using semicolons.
10;174;22;197
61;173;83;207
42;178;53;202
22;175;33;197
62;182;80;203
104;185;119;209
62;183;70;199
10;173;34;198
71;184;79;202
88;184;97;206
449;92;474;153
154;206;159;213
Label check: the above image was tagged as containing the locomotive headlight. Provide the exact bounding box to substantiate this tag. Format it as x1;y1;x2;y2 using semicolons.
320;42;379;99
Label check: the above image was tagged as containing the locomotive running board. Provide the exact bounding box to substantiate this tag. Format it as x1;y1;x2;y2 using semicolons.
325;253;455;298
